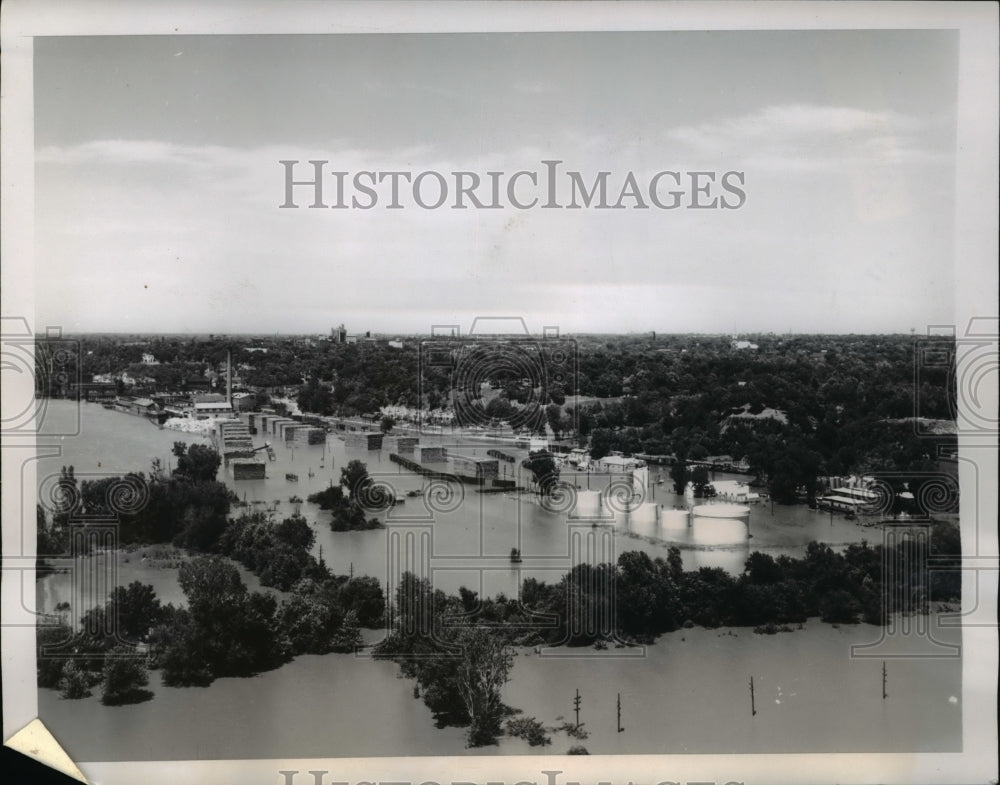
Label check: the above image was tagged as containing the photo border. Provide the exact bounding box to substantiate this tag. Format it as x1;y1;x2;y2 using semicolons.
2;2;996;784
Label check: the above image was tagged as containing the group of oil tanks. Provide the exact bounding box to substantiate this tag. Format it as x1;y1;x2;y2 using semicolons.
569;489;751;545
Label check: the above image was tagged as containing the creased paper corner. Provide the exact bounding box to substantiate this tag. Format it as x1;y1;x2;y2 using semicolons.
5;717;89;783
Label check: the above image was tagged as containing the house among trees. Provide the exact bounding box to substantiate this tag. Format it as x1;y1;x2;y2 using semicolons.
594;454;645;473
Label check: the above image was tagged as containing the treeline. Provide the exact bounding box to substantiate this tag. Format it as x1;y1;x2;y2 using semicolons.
38;447;387;697
531;528;960;643
377;521;961;655
37;442;233;561
150;553;381;686
39;554;383;697
573;333;955;480
42;334;957;485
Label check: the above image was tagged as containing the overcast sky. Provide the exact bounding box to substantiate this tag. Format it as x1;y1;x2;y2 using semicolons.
34;30;958;335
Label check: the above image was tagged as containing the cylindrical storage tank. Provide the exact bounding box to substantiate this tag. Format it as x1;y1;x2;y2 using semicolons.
629;501;659;538
572;489;605;519
631;466;650;495
690;503;750;545
661;509;690;531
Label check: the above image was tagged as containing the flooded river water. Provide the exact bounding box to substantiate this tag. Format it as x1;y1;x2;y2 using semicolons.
32;402;962;759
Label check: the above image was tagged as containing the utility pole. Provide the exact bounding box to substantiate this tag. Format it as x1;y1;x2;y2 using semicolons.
750;676;757;717
882;661;887;700
573;688;582;728
617;692;624;733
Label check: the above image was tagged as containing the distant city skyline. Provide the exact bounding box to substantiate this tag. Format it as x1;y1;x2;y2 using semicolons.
34;30;959;335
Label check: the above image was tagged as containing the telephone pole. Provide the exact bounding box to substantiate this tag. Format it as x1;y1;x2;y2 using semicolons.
617;692;624;733
882;661;887;700
750;676;757;717
573;688;582;728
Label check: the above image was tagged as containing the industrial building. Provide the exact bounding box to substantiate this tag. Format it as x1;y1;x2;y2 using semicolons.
346;432;384;450
292;426;326;445
414;445;446;464
193;400;234;419
230;459;266;480
383;435;418;454
231;392;257;412
450;455;499;483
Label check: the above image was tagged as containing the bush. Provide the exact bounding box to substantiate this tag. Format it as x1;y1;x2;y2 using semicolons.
37;622;74;689
567;745;589;754
58;661;93;699
819;589;860;624
505;716;551;747
101;649;153;705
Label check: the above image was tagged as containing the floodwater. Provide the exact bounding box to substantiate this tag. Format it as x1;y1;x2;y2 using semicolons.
37;618;962;761
32;401;962;760
36;401;884;601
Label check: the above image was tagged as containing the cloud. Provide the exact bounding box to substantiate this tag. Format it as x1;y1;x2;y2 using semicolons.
664;103;951;172
513;81;550;95
32;122;954;334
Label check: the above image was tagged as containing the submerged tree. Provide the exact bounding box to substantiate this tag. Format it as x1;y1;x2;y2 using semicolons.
454;627;514;747
340;459;370;501
172;442;222;483
100;648;152;705
522;451;559;495
58;660;93;699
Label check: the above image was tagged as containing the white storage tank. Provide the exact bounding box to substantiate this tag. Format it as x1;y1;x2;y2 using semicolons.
572;489;607;519
629;501;660;538
661;509;690;531
690;503;750;545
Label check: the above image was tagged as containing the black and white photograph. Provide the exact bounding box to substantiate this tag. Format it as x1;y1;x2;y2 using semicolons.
2;3;997;785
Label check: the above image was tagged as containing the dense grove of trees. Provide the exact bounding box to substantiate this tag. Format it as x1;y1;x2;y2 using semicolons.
37;447;387;696
569;334;955;484
36;446;234;560
40;526;385;693
522;450;560;493
153;558;289;686
305;459;384;530
37;582;161;704
44;333;957;503
376;520;960;653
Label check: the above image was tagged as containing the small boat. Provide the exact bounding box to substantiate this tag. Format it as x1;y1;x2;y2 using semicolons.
510;548;523;564
406;489;423;498
285;473;299;482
